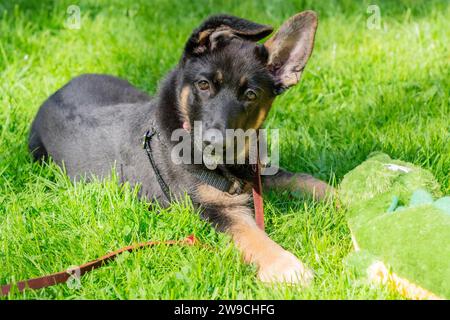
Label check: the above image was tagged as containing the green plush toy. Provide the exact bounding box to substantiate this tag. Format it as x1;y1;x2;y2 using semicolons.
339;152;450;300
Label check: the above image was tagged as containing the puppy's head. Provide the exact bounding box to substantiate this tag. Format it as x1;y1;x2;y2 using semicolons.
176;11;318;151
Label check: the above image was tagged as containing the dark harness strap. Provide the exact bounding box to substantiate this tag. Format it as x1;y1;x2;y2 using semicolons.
143;128;233;198
143;129;172;201
191;169;232;192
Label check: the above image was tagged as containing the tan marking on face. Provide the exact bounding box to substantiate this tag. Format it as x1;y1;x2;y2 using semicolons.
215;70;223;83
251;98;274;130
179;86;191;124
254;107;268;129
239;76;247;87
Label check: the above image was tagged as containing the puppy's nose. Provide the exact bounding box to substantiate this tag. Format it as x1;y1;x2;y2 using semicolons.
203;128;224;148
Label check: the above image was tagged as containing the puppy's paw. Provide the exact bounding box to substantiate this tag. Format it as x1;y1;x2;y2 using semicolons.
257;251;314;286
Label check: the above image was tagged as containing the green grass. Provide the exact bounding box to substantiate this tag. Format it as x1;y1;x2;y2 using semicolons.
0;0;448;299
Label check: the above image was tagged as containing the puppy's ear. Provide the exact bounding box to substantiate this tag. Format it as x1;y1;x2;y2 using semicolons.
183;14;273;60
264;11;318;94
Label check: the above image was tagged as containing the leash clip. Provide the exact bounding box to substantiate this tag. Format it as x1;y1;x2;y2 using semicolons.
142;129;156;149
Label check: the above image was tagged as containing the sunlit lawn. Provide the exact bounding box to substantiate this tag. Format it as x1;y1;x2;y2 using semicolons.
0;0;448;299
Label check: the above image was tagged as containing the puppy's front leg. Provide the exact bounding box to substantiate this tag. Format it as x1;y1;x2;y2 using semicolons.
227;206;314;285
197;186;313;285
262;167;335;201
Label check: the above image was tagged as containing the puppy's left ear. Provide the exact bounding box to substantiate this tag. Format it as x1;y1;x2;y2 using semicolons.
183;14;273;60
264;11;318;94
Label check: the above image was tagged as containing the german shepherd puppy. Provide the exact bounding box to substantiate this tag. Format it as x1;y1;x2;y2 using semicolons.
29;11;333;285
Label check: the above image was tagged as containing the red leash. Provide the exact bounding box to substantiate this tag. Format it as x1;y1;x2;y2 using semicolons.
0;168;264;297
0;235;197;296
253;155;265;231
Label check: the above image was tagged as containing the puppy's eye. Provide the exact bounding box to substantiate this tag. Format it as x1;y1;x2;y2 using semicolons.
245;89;257;101
197;80;210;91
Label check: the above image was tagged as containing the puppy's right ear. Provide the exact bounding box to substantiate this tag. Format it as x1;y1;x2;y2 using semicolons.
264;11;318;94
182;14;273;61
